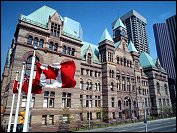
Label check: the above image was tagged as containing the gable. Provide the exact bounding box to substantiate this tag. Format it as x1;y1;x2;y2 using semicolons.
50;12;63;25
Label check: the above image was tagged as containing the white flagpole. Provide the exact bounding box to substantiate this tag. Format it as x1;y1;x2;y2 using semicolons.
7;71;19;132
13;62;26;132
23;47;37;132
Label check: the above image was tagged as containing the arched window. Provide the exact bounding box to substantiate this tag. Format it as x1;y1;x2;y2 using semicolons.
95;83;97;90
127;78;130;91
124;97;131;107
122;77;125;91
87;53;92;64
89;81;92;90
27;36;33;45
117;57;119;64
71;48;75;56
33;37;38;47
86;82;89;90
118;100;121;110
164;84;168;95
25;55;39;77
63;45;67;54
120;58;123;65
54;43;58;51
39;39;44;48
68;47;71;55
49;42;53;50
117;79;121;91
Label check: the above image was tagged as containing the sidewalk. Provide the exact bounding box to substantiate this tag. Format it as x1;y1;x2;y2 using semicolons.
75;117;176;132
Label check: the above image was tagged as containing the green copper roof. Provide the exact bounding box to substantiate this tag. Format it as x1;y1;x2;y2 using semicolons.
113;18;126;30
99;28;113;43
139;52;156;68
128;41;138;52
81;41;101;64
20;5;64;29
114;41;121;49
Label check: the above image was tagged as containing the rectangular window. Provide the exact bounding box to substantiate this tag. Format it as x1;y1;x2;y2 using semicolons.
112;112;116;119
95;96;98;107
112;97;114;107
96;112;101;119
42;115;47;125
87;112;92;120
80;113;83;121
49;115;54;125
49;98;54;108
21;96;27;107
43;98;48;108
62;93;71;108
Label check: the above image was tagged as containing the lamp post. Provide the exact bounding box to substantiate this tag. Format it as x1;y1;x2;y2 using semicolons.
144;99;147;132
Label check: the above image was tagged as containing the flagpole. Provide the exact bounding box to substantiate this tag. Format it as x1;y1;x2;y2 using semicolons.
7;71;19;132
23;46;37;132
13;62;26;132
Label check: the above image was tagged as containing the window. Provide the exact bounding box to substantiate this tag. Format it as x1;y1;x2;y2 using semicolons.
112;112;116;119
62;114;70;124
86;95;92;107
68;47;71;55
71;48;75;56
117;79;121;91
98;96;101;107
25;55;39;77
117;57;119;64
164;84;168;95
54;43;58;51
21;96;35;108
167;99;170;106
95;71;97;77
110;82;114;91
98;83;101;91
163;99;166;106
81;68;84;75
127;78;130;92
87;112;92;120
96;112;101;119
49;42;53;50
159;99;162;107
89;81;92;90
21;96;27;107
111;97;115;107
90;70;92;77
33;37;38;47
157;82;160;95
95;96;98;107
62;92;71;108
63;45;67;54
118;100;121;110
124;58;126;66
42;115;47;125
122;78;125;91
49;115;54;125
80;113;83;121
39;39;44;48
43;91;55;108
80;95;83;107
27;36;33;45
50;22;60;37
87;53;92;64
80;81;83;90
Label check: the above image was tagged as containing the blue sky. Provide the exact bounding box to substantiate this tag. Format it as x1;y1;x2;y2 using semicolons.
1;1;176;77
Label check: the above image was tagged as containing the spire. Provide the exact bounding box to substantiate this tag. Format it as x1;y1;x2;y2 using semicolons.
128;41;138;52
99;28;114;43
113;18;126;30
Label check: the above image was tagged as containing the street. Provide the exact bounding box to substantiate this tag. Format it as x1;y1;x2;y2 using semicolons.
77;117;176;132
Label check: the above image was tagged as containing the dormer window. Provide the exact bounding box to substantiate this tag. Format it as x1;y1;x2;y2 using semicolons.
50;22;60;37
87;53;92;64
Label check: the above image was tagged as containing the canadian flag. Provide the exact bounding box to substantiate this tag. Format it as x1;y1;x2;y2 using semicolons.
22;74;42;95
13;80;20;94
36;60;76;88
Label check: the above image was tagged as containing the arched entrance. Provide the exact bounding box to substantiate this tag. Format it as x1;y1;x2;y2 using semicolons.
124;97;131;119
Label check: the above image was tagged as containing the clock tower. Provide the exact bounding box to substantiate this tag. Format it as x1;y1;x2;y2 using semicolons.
112;18;128;43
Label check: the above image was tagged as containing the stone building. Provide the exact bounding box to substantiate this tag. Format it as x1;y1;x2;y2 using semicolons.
1;5;171;131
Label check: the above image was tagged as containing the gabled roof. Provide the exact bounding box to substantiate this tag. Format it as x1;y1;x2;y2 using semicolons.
99;28;113;43
139;52;156;68
113;18;126;30
128;41;138;52
81;41;101;64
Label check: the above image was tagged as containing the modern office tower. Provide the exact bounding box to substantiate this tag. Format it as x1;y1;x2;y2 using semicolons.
166;15;176;68
112;10;150;54
153;22;176;107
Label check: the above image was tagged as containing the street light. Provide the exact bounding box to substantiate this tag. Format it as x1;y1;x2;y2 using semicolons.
144;99;147;132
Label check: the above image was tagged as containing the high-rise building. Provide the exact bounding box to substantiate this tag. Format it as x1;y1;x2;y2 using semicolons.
153;20;176;107
153;23;176;80
166;15;176;68
112;10;150;54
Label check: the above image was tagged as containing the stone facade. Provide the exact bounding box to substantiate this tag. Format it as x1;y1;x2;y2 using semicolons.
1;6;172;131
